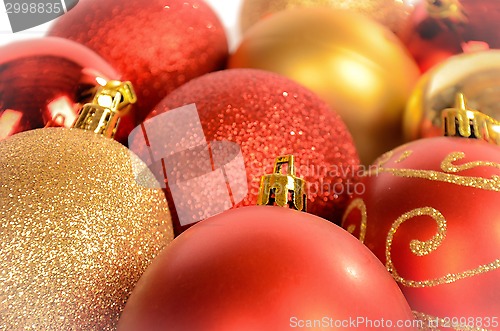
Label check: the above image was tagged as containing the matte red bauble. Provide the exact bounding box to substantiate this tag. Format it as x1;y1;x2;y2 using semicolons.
399;0;500;72
134;69;360;235
117;206;417;331
48;0;228;140
343;137;500;329
0;37;119;140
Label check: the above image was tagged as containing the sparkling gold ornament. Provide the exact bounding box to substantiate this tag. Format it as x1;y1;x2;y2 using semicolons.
0;81;174;330
404;50;500;142
240;0;418;34
230;9;420;164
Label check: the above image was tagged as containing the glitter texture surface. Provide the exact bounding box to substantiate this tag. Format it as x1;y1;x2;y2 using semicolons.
0;128;174;330
48;0;229;140
144;69;360;232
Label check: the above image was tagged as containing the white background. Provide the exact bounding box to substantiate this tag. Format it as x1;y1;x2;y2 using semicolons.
0;0;243;48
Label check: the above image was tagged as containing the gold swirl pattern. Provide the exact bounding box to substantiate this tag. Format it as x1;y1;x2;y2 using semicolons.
386;207;500;288
366;150;500;288
441;152;500;173
341;198;367;243
395;150;413;163
413;311;492;331
408;210;447;258
374;150;394;168
372;151;500;192
386;207;446;287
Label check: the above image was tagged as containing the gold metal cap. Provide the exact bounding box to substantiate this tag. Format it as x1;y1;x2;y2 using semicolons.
442;93;500;145
426;0;468;24
257;155;307;211
72;80;137;138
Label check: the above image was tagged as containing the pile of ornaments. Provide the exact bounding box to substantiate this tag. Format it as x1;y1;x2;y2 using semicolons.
1;0;499;330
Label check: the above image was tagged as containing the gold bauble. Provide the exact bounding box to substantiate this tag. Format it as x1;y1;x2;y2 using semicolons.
240;0;418;34
0;128;174;330
230;9;420;164
404;50;500;141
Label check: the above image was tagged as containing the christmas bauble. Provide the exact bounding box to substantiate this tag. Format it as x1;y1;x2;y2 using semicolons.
342;137;500;329
133;69;360;235
117;206;417;331
48;0;228;141
399;0;500;72
0;37;119;140
240;0;418;34
404;50;500;141
0;128;174;330
229;9;420;164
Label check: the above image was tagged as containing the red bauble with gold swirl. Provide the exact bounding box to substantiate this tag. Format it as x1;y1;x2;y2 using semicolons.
342;136;500;329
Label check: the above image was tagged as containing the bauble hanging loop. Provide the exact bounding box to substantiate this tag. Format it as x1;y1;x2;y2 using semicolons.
442;93;500;145
257;155;306;211
73;80;136;138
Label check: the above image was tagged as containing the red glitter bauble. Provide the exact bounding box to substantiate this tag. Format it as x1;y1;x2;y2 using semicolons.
136;69;360;235
342;137;500;328
48;0;228;141
117;206;417;331
0;37;119;140
399;0;500;72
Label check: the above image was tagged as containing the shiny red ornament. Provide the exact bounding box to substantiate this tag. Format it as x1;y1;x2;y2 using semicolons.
48;0;228;142
117;206;417;331
137;69;360;235
0;37;118;140
342;137;500;329
399;0;500;72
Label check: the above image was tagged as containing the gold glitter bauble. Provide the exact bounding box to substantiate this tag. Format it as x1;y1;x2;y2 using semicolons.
404;50;500;141
240;0;418;34
230;9;420;164
0;128;174;330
